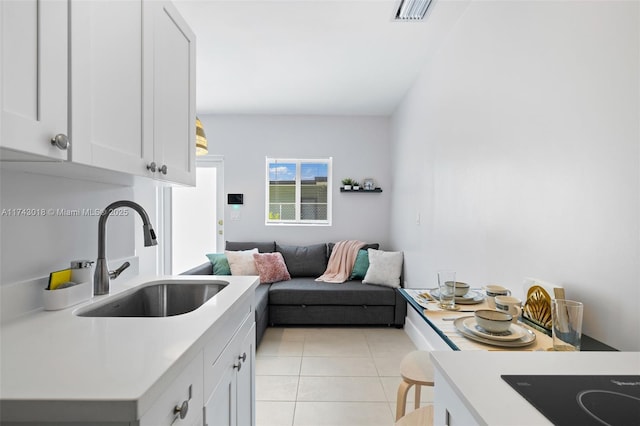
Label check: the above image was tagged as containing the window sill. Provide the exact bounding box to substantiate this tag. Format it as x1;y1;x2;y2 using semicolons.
265;221;332;227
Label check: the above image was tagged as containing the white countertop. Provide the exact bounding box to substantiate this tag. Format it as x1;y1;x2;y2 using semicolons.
0;274;258;422
430;351;640;425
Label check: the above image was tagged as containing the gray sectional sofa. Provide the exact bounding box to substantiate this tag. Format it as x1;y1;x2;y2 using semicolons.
182;241;407;345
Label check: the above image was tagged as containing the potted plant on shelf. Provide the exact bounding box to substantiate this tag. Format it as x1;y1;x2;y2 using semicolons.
341;178;353;190
352;181;360;191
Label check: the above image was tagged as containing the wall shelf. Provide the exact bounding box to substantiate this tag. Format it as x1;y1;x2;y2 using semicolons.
340;188;382;193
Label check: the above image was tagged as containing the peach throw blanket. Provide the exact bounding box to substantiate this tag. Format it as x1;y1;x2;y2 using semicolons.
315;240;366;283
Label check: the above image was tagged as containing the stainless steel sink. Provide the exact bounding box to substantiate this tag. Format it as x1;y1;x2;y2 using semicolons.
76;282;227;317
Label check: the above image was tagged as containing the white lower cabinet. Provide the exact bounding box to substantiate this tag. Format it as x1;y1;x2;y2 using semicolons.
204;313;256;426
433;369;479;426
140;303;256;426
140;352;204;426
235;324;256;426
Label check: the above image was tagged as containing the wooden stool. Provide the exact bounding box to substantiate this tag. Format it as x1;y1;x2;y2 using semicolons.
395;351;435;421
395;405;434;426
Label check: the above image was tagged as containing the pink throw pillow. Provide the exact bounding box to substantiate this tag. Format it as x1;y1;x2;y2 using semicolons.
253;252;291;284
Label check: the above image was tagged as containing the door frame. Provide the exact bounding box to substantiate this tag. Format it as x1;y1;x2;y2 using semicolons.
198;155;225;252
161;155;224;275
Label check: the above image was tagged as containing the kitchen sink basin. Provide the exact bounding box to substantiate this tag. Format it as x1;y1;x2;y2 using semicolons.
76;281;227;317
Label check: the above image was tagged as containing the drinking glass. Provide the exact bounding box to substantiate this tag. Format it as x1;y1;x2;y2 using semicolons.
551;299;584;351
437;270;456;310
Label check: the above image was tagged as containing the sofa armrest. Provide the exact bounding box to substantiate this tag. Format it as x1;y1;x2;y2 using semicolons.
394;288;407;325
180;262;213;275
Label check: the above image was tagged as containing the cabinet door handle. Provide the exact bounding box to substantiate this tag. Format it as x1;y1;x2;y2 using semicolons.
233;353;247;371
50;134;70;150
159;164;168;175
174;399;189;420
147;162;157;172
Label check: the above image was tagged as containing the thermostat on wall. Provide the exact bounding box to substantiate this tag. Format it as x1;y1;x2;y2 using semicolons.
227;194;244;205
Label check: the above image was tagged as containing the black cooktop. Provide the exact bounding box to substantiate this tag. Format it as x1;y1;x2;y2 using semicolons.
501;375;640;426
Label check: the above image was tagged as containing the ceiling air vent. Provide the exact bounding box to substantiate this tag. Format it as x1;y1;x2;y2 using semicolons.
395;0;433;21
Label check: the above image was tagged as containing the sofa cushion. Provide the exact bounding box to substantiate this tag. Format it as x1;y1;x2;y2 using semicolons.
226;241;275;253
253;252;291;284
268;278;397;306
276;243;327;277
205;253;232;275
350;249;370;280
363;249;403;288
225;248;259;275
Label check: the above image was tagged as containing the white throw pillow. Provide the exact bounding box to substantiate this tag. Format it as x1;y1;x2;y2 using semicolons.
362;249;403;288
225;248;259;275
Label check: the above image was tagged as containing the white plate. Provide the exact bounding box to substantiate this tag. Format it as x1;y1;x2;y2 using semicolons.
407;290;435;308
414;296;431;308
462;317;526;341
429;289;485;305
454;316;537;348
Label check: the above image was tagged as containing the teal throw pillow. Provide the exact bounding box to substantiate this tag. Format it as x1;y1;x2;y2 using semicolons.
205;253;231;275
350;249;370;280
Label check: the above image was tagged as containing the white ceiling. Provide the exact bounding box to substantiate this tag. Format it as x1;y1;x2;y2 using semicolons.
173;0;470;116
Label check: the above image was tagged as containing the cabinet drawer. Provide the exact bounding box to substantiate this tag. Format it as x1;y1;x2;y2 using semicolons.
203;296;252;384
140;352;204;426
204;310;254;398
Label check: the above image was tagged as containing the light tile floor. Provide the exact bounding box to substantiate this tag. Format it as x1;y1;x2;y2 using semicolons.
255;327;433;426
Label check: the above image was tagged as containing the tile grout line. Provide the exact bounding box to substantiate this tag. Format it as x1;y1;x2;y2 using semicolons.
364;329;391;408
290;331;309;426
370;328;396;417
256;327;419;426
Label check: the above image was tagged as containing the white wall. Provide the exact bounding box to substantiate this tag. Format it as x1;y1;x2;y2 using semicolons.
199;115;393;248
390;1;640;351
0;168;160;315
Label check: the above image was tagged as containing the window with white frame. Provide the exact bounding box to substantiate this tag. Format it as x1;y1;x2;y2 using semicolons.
266;157;332;225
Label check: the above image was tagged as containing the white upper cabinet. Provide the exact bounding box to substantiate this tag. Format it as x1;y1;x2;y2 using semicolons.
1;0;195;186
1;0;69;160
69;0;147;175
143;1;196;186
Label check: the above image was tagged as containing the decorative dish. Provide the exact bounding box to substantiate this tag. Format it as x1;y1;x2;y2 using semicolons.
462;317;526;341
429;289;484;305
454;316;536;347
